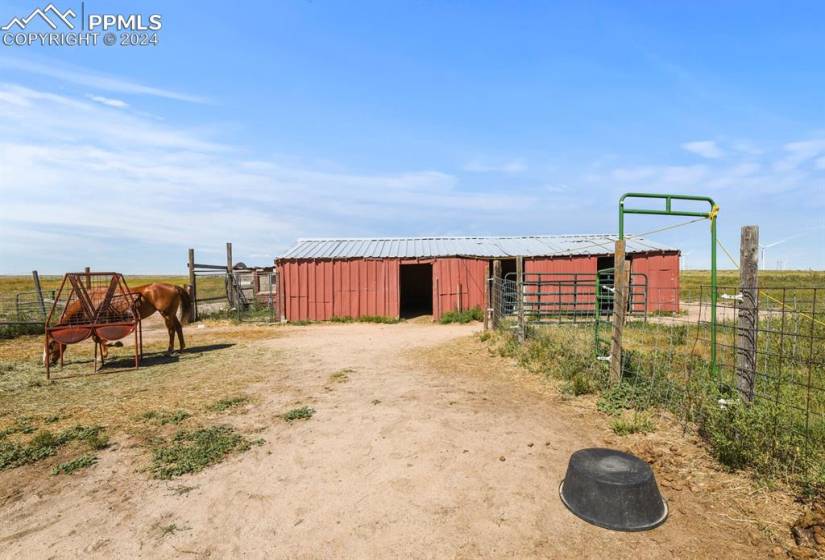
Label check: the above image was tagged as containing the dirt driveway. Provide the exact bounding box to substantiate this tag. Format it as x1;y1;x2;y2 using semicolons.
0;322;791;558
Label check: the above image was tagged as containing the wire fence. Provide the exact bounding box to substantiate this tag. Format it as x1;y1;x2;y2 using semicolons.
193;270;279;323
489;276;825;491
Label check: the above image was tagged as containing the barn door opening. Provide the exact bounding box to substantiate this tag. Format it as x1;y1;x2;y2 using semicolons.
596;256;615;314
400;263;433;318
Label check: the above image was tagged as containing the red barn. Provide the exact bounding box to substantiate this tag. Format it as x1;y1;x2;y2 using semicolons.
276;235;680;322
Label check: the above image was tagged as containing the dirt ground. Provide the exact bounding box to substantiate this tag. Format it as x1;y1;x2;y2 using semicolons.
0;321;807;559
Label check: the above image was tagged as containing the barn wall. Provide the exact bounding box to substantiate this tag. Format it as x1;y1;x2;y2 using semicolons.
278;259;399;321
432;258;488;320
277;251;680;321
522;256;599;313
629;252;680;313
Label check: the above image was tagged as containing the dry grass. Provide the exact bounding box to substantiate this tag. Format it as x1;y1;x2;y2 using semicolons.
0;275;189;297
0;324;283;439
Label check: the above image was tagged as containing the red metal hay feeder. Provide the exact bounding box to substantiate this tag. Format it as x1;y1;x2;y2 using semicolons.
45;272;143;379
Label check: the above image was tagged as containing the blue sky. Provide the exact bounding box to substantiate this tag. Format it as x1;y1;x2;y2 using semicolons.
0;1;823;273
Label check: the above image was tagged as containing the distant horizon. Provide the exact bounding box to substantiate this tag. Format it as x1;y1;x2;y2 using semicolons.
1;2;823;272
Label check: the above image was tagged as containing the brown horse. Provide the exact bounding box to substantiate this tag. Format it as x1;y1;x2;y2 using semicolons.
45;283;193;366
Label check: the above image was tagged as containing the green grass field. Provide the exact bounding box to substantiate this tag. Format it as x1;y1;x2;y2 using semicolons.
681;270;825;291
0;275;189;297
4;270;823;300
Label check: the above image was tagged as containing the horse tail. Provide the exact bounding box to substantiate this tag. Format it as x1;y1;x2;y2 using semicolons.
177;286;193;324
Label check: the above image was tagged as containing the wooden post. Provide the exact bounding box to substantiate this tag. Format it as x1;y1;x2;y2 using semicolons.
84;266;91;289
188;248;197;322
516;256;525;342
225;242;234;307
32;270;46;320
736;225;759;402
434;277;440;321
491;259;502;329
610;240;628;384
484;266;491;331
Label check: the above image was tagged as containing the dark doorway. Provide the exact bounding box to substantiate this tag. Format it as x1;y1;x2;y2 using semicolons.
596;256;615;314
500;259;517;280
400;264;433;317
596;256;614;273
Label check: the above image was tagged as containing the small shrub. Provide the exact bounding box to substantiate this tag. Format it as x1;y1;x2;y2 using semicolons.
440;307;484;324
52;454;97;475
282;406;315;422
151;425;252;479
0;323;43;339
610;413;656;436
207;396;249;412
563;374;597;396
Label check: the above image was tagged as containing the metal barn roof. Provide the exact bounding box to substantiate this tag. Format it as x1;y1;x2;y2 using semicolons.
281;235;677;260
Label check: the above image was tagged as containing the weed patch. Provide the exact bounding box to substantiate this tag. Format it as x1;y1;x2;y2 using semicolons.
52;453;97;475
141;410;192;425
282;406;315;422
329;368;353;383
0;424;107;470
150;425;253;479
610;412;656;436
207;396;249;413
440;307;484;324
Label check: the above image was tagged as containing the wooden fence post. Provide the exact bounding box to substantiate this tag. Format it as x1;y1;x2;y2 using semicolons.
610;240;628;384
736;225;759;402
491;259;502;329
32;270;46;320
84;266;91;289
484;268;490;331
225;242;234;308
516;256;525;342
188;248;197;322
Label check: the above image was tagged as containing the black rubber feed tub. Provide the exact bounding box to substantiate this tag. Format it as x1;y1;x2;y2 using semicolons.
559;448;667;532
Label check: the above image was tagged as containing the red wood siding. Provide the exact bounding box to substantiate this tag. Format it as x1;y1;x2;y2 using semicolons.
432;258;488;320
279;259;399;321
629;253;680;313
276;252;679;321
524;256;599;314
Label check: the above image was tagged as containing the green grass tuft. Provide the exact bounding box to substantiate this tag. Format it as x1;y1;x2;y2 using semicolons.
0;424;107;470
52;453;97;475
207;396;249;413
282;406;315;422
150;425;252;479
610;413;656;436
439;307;484;324
329;368;353;383
142;409;192;425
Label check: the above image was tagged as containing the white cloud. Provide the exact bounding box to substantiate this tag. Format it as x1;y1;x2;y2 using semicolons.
682;140;724;159
0;84;552;272
0;56;207;103
86;94;128;108
774;139;825;172
463;158;527;173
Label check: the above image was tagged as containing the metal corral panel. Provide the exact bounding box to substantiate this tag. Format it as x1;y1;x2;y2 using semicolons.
524;256;599;314
279;259;399;321
433;258;488;320
282;235;675;259
629;253;680;313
